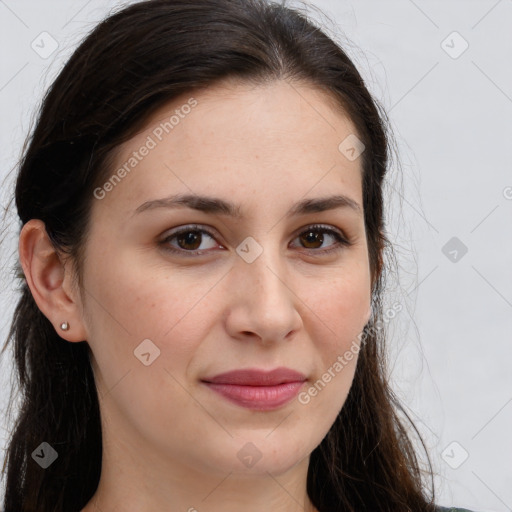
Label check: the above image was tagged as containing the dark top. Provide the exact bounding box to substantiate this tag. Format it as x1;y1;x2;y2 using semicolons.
438;507;476;512
0;508;477;511
0;506;478;512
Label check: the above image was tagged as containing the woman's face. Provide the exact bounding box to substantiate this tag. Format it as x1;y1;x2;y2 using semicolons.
80;79;372;481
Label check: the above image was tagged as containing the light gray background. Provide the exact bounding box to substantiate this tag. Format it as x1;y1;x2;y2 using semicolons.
0;1;511;510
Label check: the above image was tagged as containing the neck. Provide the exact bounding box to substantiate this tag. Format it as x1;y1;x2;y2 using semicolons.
81;416;318;512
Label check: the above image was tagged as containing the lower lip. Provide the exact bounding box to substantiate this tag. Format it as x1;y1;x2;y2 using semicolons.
202;381;305;410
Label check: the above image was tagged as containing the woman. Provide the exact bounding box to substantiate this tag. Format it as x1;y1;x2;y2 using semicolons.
1;0;476;510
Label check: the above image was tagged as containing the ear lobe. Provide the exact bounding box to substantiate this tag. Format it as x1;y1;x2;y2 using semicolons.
18;219;88;342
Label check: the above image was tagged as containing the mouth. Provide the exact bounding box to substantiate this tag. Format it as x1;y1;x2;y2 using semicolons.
201;367;307;411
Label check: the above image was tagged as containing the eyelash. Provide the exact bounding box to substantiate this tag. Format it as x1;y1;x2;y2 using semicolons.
160;223;352;257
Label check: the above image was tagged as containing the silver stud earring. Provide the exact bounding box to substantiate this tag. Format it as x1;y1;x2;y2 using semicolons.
60;321;70;331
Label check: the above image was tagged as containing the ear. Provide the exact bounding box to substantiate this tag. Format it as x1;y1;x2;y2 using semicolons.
18;219;88;342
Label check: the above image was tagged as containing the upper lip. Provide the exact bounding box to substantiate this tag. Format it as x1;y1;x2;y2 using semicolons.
202;367;307;386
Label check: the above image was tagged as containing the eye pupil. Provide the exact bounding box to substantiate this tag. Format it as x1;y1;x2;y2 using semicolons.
177;231;201;250
301;230;323;249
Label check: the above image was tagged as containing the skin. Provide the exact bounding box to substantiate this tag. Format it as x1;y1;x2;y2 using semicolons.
20;78;373;512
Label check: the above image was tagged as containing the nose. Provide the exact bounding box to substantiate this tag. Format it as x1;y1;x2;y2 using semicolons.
224;245;303;345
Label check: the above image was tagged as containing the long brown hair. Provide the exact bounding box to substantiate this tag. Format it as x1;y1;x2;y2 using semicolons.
1;0;435;510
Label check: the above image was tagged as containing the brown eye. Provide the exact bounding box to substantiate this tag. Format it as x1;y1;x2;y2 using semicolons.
300;230;324;249
292;225;350;254
176;231;202;250
161;225;221;255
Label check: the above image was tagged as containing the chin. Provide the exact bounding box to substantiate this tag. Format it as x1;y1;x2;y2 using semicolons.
210;434;313;477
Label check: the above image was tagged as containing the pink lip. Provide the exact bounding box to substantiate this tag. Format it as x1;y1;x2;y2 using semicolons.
201;368;307;411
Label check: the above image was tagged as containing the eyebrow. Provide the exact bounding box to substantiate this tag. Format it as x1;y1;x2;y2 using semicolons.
133;193;362;218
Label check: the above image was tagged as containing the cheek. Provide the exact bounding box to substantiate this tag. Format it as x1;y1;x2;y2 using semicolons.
82;252;221;445
307;266;371;350
83;244;225;338
298;264;370;411
81;250;220;394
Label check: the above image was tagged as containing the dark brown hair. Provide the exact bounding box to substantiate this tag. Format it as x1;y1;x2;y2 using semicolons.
1;0;435;510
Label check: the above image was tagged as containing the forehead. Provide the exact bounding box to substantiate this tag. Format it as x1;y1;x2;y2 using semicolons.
94;79;364;219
